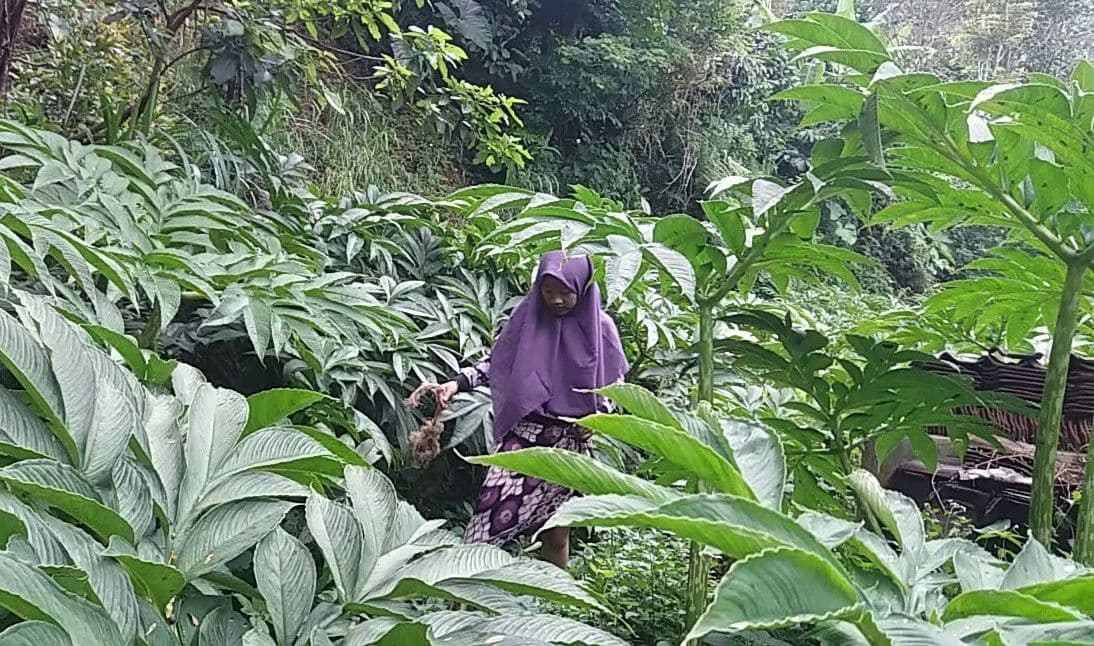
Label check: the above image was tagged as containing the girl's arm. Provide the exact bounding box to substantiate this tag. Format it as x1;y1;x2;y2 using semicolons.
453;358;490;393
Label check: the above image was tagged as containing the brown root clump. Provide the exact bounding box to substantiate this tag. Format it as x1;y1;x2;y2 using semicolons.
409;418;442;468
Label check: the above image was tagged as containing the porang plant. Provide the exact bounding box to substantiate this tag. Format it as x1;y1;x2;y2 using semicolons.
452;165;978;627
762;10;1094;559
471;382;1094;643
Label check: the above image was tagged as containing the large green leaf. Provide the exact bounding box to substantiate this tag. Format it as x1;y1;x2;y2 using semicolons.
42;517;140;640
795;512;861;549
23;300;130;484
770;85;866;118
0;386;69;463
195;605;249;645
0;492;66;565
82;379;138;486
0;460;134;543
578;414;752;498
142;394;185;519
421;611;627;645
305;494;366;602
465;448;678;503
603;250;642;304
255;527;316;646
544;494;845;571
942;589;1083;624
0;621;72;646
214;428;330;479
1001;538;1065;590
718;418;786;510
345;465;397;558
990;622;1094;645
176;500;293;578
102;537;185;612
686;547;862;640
43;521;141;643
1019;575;1094;616
595;383;682;430
954;549;1005;593
110;459;154;540
0;551;124;646
860;93;884;168
368;544;603;611
642;243;696;302
874;617;966;645
0;308;69;456
846;469;922;549
752;179;796;218
342;619;429;646
195;471;310;513
176;384;248;526
243;389;329;435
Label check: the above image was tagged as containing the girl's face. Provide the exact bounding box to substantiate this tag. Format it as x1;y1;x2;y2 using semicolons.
541;275;578;316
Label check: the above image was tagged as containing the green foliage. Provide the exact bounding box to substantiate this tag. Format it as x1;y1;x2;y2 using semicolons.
720;309;1032;515
0;291;610;644
560;529;692;643
764;8;1094;558
469;384;1094;642
407;0;808;211
0;119;520;462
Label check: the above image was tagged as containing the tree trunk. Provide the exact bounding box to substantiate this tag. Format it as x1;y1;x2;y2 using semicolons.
0;0;27;95
1029;261;1085;548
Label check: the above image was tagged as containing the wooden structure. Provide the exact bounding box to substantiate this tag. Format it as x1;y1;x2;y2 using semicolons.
876;351;1090;543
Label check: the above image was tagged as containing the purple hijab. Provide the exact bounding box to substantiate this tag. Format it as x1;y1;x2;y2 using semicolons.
488;251;629;441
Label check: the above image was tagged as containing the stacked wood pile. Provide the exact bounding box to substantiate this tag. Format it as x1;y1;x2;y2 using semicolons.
883;350;1090;540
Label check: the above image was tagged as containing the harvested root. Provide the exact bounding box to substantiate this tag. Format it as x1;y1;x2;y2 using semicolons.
409;417;442;468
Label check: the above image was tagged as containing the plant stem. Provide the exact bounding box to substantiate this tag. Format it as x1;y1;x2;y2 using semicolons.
684;302;715;640
831;417;884;536
1076;434;1094;564
1030;260;1085;548
698;303;715;403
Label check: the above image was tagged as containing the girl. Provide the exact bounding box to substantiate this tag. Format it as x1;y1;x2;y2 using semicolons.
408;251;628;568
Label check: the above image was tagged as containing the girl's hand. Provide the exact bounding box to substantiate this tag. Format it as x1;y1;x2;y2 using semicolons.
407;381;459;411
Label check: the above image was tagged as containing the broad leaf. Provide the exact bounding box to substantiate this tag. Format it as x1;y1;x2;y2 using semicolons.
176;384;248;525
0;621;72;646
0;460;134;543
0;386;69;463
422;611;627;645
465;448;678;503
102;537;185;612
578;414;752;498
1001;538;1064;590
1018;575;1094;616
595;383;682;430
243;389;329;435
942;589;1083;623
686;547;862;640
345;466;396;557
0;308;68;454
0;551;124;646
544;494;846;572
305;494;365;601
176;500;293;578
255;527;316;646
719;418;786;510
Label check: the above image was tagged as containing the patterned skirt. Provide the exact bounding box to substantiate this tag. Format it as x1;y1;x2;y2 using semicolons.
463;416;591;547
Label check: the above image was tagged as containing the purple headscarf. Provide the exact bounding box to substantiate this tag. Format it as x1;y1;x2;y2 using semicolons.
488;251;629;441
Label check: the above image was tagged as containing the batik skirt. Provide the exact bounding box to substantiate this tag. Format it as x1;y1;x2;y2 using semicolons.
463;416;590;547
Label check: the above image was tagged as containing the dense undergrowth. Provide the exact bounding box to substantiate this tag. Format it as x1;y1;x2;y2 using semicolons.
0;0;1093;644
